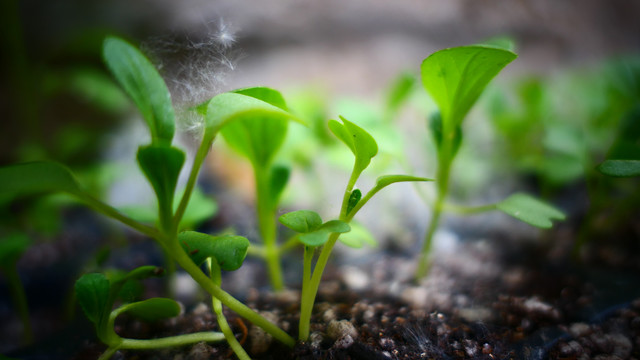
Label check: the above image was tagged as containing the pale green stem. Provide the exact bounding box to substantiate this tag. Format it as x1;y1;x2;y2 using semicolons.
76;192;160;239
299;167;359;341
97;346;119;360
255;165;284;291
3;265;33;344
121;332;226;349
173;137;211;230
168;240;295;347
208;259;251;360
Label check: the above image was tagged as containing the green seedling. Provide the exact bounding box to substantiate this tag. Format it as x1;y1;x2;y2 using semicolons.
0;36;299;357
279;116;431;341
0;233;33;344
416;41;565;279
220;87;300;291
75;265;226;360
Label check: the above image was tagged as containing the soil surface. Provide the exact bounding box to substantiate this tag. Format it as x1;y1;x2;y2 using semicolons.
57;226;640;360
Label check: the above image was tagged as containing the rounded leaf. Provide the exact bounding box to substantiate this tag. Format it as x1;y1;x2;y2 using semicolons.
178;231;249;271
0;162;81;201
75;273;110;326
117;298;181;322
597;160;640;177
497;193;565;229
278;210;323;233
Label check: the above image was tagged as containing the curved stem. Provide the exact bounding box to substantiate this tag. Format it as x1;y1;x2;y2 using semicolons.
208;259;251;360
4;265;32;344
120;332;225;350
97;346;119;360
76;192;160;239
169;241;295;347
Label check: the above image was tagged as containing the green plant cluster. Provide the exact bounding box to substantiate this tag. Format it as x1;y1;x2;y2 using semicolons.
10;34;635;360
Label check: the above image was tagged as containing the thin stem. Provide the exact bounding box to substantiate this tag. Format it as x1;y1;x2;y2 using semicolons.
279;235;301;255
76;192;160;239
3;265;32;344
120;332;226;350
255;166;284;291
208;259;251;360
168;240;295;347
442;202;497;215
97;346;119;360
173;137;211;230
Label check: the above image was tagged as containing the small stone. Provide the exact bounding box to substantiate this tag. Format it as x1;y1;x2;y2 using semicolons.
569;323;591;337
342;266;370;291
192;302;210;316
323;308;337;322
333;334;354;349
559;341;583;356
249;311;279;355
310;331;324;349
327;319;358;340
188;342;212;360
610;334;632;358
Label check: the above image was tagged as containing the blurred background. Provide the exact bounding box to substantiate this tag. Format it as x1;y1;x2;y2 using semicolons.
1;0;639;354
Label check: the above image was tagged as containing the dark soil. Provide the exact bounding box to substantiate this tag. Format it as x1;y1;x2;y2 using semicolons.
56;226;640;360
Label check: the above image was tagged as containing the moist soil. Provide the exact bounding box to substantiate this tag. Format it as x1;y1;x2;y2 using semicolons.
62;224;640;360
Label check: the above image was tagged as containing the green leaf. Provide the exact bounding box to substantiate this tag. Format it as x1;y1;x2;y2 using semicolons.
328;116;378;178
479;36;516;52
496;193;566;229
269;165;290;207
117;298;181;322
108;265;164;303
232;87;288;111
279;210;323;233
75;273;111;326
0;162;81;201
221;113;289;168
421;44;517;133
202;91;303;145
346;189;362;215
178;231;249;271
597;160;640;177
0;233;31;267
103;36;175;145
338;221;377;249
385;72;416;116
298;220;350;247
374;174;434;188
137;145;185;229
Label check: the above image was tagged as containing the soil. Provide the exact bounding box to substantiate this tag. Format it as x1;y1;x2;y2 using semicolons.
39;222;639;360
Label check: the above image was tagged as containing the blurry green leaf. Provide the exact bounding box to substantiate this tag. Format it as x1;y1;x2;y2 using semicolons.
346;189;362;215
0;233;31;267
221;115;288;168
328;116;378;178
0;162;81;201
269;165;290;207
117;298;181;322
178;231;249;271
137;145;185;229
299;220;350;247
386;72;416;116
338;221;377;249
597;160;640;177
75;273;110;326
279;210;323;233
421;44;517;133
103;36;175;145
497;193;565;228
232;87;288;111
479;37;516;52
374;174;434;189
202;91;303;145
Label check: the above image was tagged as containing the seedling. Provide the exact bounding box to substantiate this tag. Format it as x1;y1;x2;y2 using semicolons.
75;265;227;360
416;41;565;279
0;233;33;344
219;87;300;291
279;116;431;341
0;36;298;358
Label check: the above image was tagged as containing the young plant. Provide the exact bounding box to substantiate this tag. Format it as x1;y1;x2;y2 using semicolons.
0;233;33;344
416;41;565;279
219;87;300;291
75;265;226;360
278;116;431;341
0;36;298;357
